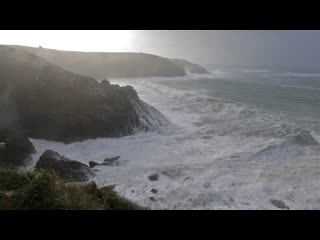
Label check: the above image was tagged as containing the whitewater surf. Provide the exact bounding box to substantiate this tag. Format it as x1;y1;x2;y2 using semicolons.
29;67;320;210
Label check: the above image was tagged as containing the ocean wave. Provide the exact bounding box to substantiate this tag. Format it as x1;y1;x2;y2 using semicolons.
240;69;271;73
112;76;320;145
284;72;320;78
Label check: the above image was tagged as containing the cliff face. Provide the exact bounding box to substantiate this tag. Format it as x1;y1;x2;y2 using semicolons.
0;46;169;143
170;58;209;74
9;45;186;79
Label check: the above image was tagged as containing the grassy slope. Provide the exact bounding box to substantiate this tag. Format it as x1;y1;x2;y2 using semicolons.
9;45;186;79
0;166;145;210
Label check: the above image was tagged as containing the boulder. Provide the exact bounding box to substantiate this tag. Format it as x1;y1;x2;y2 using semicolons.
89;161;100;168
270;199;290;210
151;188;158;194
149;197;156;202
89;156;121;168
35;150;95;182
0;128;36;166
103;156;120;166
148;173;159;181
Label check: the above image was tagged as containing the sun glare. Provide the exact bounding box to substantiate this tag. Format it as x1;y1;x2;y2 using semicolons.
0;30;134;52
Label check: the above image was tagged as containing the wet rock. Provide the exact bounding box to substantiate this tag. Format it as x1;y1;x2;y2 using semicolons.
148;173;159;181
36;150;95;182
89;161;101;168
270;199;290;210
89;156;121;168
103;156;120;166
151;189;158;194
149;197;156;202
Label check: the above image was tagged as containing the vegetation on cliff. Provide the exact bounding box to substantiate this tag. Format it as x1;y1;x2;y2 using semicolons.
0;166;144;210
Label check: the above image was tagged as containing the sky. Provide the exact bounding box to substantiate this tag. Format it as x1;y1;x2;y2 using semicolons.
1;30;320;67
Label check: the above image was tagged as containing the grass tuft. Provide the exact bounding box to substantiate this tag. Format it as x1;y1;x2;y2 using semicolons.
0;166;145;210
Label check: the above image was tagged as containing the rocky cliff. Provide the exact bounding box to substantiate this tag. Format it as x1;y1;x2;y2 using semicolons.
0;46;169;143
170;58;209;74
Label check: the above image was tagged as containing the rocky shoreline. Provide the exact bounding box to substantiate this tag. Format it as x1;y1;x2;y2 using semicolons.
0;45;208;209
0;45;172;187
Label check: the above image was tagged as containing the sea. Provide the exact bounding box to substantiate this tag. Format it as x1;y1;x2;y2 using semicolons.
29;65;320;209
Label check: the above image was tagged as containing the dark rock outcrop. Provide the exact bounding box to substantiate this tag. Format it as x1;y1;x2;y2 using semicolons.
89;156;121;168
149;197;156;202
0;45;169;143
9;45;186;79
103;156;120;166
35;150;95;182
151;188;158;194
0;128;36;166
170;58;209;74
89;161;100;168
148;173;159;181
270;199;290;210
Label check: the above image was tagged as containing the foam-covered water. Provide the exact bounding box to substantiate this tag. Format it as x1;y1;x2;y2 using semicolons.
29;67;320;210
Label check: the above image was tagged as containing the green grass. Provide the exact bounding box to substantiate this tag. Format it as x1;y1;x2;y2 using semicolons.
0;166;146;210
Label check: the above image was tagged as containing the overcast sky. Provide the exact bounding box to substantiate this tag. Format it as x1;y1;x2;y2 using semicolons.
133;30;320;67
1;30;320;67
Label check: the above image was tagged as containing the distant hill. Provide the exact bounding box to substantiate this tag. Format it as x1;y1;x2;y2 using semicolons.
0;45;169;143
9;45;186;79
170;58;209;74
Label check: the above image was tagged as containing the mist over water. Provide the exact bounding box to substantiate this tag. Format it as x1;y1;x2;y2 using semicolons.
30;65;320;209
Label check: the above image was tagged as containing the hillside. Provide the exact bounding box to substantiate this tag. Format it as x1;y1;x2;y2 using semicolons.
9;45;186;79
